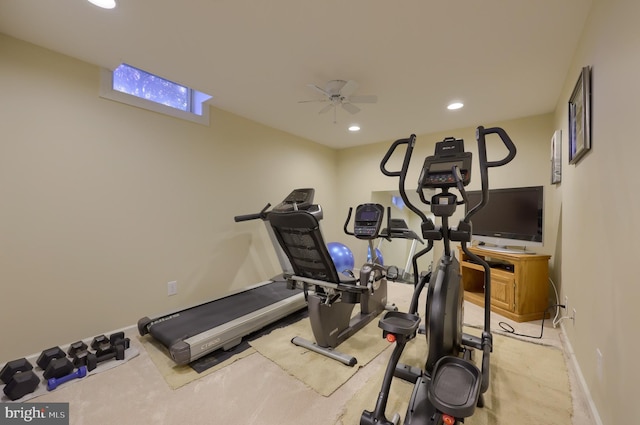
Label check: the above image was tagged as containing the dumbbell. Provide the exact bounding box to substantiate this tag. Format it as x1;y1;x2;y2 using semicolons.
1;358;40;401
36;346;66;370
47;366;87;391
90;335;111;354
86;344;125;371
69;333;129;371
68;341;90;368
35;346;75;380
42;357;74;380
109;332;130;350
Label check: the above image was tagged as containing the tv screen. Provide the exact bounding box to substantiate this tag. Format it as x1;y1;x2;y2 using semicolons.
465;186;543;249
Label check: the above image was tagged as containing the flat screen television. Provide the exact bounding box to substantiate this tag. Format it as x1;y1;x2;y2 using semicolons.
465;185;543;254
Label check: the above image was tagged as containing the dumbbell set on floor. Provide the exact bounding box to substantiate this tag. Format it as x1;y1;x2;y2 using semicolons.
1;332;130;401
68;332;130;372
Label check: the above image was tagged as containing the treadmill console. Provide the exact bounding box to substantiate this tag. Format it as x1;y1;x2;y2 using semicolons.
353;203;385;240
417;137;472;189
273;188;315;212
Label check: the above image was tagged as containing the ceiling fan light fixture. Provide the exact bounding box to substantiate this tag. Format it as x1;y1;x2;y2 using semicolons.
299;79;378;120
87;0;117;9
447;102;464;110
348;125;361;132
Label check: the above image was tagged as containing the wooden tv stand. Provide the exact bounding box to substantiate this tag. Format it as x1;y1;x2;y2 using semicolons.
458;246;551;322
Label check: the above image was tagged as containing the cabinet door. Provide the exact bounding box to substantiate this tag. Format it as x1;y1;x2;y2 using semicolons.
490;272;514;312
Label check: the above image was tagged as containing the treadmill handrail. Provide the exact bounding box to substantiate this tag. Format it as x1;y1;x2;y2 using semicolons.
234;203;271;222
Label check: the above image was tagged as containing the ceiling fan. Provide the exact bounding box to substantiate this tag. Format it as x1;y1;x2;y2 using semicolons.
299;80;378;122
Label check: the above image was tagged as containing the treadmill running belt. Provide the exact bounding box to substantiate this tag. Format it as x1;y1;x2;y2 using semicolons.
148;280;301;347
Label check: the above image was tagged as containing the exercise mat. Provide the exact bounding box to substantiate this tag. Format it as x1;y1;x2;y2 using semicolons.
138;334;254;390
249;282;416;397
338;328;573;425
1;346;140;403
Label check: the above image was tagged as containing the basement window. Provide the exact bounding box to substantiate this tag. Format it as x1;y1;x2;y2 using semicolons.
100;64;212;125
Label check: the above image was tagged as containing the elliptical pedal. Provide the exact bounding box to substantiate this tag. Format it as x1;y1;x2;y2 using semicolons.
428;356;482;419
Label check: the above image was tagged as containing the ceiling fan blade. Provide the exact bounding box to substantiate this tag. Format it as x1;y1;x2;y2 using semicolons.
298;98;328;104
307;84;330;97
342;102;361;114
340;80;359;98
348;94;378;104
318;104;334;114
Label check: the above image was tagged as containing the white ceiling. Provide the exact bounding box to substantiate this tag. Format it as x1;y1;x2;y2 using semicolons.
0;0;593;149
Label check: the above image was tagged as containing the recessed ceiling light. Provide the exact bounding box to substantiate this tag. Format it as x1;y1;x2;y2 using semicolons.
348;125;361;132
447;102;464;110
87;0;117;9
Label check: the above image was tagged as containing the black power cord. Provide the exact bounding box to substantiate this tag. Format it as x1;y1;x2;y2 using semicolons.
497;304;565;339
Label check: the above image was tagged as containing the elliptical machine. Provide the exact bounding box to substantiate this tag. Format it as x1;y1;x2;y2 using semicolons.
360;126;517;425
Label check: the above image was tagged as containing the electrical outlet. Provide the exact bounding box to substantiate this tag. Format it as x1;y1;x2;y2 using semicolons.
596;348;603;382
168;281;178;296
572;308;576;326
564;296;569;310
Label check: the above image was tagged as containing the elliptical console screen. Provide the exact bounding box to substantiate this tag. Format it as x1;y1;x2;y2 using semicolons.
353;203;384;240
418;138;472;189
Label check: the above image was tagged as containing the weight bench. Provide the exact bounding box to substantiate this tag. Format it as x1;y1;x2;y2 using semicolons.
268;209;394;366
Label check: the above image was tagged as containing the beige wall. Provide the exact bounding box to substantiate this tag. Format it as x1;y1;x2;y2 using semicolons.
553;0;640;423
0;34;339;362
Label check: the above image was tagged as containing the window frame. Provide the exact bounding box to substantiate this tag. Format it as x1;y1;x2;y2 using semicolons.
99;66;211;125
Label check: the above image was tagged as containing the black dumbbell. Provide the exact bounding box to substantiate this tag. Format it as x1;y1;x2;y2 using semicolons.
0;358;33;384
36;346;66;370
91;335;111;354
86;344;125;371
47;366;87;391
68;341;90;368
67;341;88;356
109;332;130;350
42;357;74;380
1;358;39;401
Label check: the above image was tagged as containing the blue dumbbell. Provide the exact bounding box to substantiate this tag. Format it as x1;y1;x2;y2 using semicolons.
47;366;87;391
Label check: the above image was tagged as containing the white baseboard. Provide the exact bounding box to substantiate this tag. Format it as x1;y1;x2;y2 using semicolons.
560;323;604;425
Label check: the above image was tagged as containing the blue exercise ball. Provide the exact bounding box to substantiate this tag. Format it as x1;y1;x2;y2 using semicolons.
367;247;384;265
327;242;355;273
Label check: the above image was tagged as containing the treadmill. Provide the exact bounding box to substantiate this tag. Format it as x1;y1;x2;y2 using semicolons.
137;189;319;365
377;218;425;283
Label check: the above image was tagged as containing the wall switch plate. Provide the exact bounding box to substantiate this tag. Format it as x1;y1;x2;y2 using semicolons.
168;281;178;296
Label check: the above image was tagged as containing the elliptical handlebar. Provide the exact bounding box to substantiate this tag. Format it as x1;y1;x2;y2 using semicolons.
476;126;517;169
343;207;355;236
380;135;415;178
379;134;429;223
464;126;517;224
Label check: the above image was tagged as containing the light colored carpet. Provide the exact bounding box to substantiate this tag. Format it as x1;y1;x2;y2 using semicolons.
338;328;573;424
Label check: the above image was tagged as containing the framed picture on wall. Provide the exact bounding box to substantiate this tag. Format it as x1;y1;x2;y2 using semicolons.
568;66;592;165
551;130;562;184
